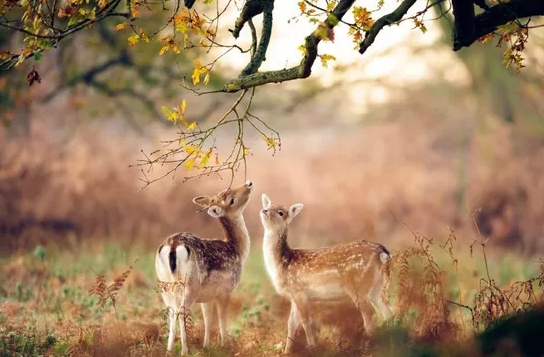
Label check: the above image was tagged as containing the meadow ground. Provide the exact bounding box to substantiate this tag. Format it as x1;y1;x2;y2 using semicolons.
1;230;543;357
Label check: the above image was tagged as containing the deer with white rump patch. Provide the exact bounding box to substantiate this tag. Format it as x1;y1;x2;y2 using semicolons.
155;181;254;355
259;193;393;353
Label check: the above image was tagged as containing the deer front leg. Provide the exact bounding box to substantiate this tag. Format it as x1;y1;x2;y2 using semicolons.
291;294;315;350
284;300;301;354
216;294;231;345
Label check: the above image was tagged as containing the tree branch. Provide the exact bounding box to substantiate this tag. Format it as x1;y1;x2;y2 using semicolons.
359;0;418;54
230;0;267;39
223;0;356;93
453;0;544;51
240;0;274;76
451;0;475;49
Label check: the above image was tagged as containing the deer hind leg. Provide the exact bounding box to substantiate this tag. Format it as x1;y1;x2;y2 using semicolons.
344;280;377;335
178;284;200;355
200;302;214;347
367;268;393;321
160;290;180;352
291;294;315;350
216;293;231;346
166;305;178;352
284;300;301;354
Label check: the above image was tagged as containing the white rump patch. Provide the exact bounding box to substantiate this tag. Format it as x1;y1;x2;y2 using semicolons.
379;251;390;263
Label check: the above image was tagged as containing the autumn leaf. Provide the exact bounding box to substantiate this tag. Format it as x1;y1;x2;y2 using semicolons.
162;106;179;122
187;122;197;131
315;23;334;42
413;18;427;33
185;158;195;170
159;45;169;55
477;33;495;44
191;59;208;85
319;54;336;68
181;99;187;115
262;135;278;149
298;1;306;13
198;150;212;169
115;23;128;31
127;34;139;47
352;6;374;32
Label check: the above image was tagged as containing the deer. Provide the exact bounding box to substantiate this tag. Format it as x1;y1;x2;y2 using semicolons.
259;193;393;354
155;180;254;355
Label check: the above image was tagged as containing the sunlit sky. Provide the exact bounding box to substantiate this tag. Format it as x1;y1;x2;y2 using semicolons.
202;0;471;98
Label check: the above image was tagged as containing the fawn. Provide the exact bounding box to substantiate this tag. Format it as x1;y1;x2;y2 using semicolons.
155;181;254;354
259;193;393;353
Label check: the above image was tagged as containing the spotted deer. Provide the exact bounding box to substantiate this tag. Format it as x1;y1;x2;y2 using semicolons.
259;193;393;353
155;181;254;355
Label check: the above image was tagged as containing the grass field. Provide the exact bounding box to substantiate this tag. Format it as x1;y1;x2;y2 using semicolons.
1;231;543;357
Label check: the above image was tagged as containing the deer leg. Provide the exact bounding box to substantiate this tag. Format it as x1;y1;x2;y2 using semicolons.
216;294;231;345
345;283;377;335
178;285;199;355
367;271;393;321
291;294;315;350
201;302;214;347
166;306;177;352
284;300;301;354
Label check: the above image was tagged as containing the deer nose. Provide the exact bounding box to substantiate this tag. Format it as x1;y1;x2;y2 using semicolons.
246;180;253;188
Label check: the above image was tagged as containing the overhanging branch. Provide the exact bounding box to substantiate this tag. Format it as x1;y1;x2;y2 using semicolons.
240;0;274;76
359;0;418;54
224;0;356;93
451;0;476;49
453;0;544;50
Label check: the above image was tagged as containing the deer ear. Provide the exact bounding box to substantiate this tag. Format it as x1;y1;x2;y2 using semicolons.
261;193;272;209
288;203;304;219
193;196;210;207
207;205;223;218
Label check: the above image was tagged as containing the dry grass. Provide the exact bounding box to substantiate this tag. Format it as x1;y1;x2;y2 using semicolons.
0;224;543;356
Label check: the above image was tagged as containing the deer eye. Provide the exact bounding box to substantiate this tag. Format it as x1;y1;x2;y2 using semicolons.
278;211;284;217
229;198;235;205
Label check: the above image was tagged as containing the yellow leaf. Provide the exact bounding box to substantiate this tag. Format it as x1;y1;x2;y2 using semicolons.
319;54;336;68
203;72;210;85
127;34;139;47
243;148;251;156
191;68;200;85
298;1;306;13
181;99;187;115
185;158;195;170
115;23;128;31
327;1;336;12
297;44;307;55
187;122;197;130
159;45;169;55
198;150;212;169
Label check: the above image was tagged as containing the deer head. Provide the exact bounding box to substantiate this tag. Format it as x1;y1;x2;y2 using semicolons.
193;181;254;218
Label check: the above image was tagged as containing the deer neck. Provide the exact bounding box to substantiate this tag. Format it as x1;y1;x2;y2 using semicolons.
263;227;292;268
218;215;250;263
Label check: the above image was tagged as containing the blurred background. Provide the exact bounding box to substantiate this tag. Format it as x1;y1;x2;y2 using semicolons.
1;0;544;258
